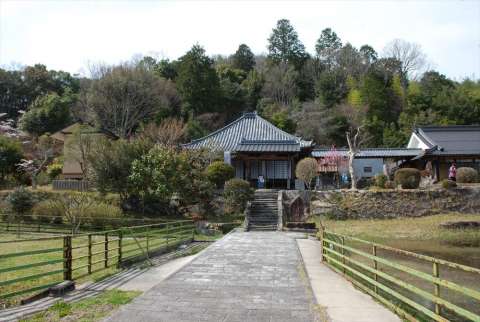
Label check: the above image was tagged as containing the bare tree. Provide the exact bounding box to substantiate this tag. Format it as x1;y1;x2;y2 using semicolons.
51;192;95;234
139;118;186;147
262;63;299;106
339;104;369;190
383;39;427;79
346;126;364;190
86;63;180;138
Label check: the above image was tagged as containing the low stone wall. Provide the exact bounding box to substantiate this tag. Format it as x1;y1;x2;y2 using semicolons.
311;187;480;219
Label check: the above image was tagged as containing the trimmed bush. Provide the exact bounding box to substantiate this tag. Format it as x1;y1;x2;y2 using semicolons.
441;179;457;189
394;168;421;189
224;178;254;214
205;161;235;188
457;167;479;183
374;174;388;188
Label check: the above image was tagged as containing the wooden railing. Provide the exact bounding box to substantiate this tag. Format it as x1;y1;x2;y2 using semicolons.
0;220;194;303
0;214;167;234
321;230;480;322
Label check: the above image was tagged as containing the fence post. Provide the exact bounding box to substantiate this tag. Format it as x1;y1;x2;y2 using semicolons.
372;245;378;294
433;262;441;315
88;234;92;275
320;228;325;262
192;222;195;241
166;223;170;249
63;235;72;280
104;232;108;268
341;236;346;275
146;226;150;255
118;230;123;268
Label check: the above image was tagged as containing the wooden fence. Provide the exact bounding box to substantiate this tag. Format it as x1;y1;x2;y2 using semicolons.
0;220;194;303
52;180;90;191
0;214;168;234
321;230;480;322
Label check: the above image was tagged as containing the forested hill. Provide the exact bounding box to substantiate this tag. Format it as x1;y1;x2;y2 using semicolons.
1;19;479;148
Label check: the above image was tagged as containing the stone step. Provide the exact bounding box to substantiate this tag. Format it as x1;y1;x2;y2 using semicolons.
248;225;277;231
249;216;277;220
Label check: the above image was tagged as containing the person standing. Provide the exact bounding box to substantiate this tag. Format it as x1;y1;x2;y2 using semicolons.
448;163;457;181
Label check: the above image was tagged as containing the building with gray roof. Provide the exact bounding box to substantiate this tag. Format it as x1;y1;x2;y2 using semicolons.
184;112;313;189
407;125;480;180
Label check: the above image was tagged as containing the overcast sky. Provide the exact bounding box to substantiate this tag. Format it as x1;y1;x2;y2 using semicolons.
1;0;479;80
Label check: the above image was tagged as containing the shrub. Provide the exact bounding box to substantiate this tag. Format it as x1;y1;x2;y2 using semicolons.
394;168;421;189
384;180;396;189
224;178;254;214
32;200;64;224
83;203;123;229
6;187;36;216
357;177;374;189
0;136;23;182
36;171;51;186
295;158;318;190
205;161;235;188
441;179;457;189
47;162;63;180
457;167;479;183
374;174;388;188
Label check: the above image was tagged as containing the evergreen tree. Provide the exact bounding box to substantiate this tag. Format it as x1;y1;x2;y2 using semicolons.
176;45;222;116
232;44;255;72
267;19;308;69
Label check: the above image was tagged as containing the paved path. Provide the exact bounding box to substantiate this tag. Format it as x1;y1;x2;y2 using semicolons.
297;238;401;322
105;231;319;322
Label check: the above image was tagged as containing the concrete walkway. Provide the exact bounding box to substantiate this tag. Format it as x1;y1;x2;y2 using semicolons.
104;231;320;322
297;238;401;322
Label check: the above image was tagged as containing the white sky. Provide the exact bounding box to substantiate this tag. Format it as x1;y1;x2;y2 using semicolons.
1;0;479;80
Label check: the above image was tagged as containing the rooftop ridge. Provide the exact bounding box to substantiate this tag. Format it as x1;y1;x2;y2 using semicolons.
418;125;480;132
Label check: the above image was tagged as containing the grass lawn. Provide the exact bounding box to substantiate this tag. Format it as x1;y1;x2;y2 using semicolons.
0;225;193;307
20;290;140;322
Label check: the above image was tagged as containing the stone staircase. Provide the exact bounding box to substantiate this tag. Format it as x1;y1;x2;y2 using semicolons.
247;189;279;231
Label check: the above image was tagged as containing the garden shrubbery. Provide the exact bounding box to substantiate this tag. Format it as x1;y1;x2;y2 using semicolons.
456;167;479;183
6;187;36;221
223;178;253;214
32;200;64;224
441;179;457;189
84;203;123;229
374;174;388;188
394;168;421;189
205;161;235;188
384;180;396;189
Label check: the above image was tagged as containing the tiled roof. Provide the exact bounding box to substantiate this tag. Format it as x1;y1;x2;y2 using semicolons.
415;126;480;156
183;112;312;152
312;148;423;158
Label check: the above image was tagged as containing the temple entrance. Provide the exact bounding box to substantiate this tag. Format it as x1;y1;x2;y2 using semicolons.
232;156;294;189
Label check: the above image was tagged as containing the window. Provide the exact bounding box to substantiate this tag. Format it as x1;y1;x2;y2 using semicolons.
363;166;373;173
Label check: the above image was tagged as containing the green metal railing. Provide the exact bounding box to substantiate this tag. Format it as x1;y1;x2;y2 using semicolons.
0;220;194;303
321;230;480;322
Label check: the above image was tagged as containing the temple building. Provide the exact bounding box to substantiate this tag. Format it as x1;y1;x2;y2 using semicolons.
183;112;313;189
